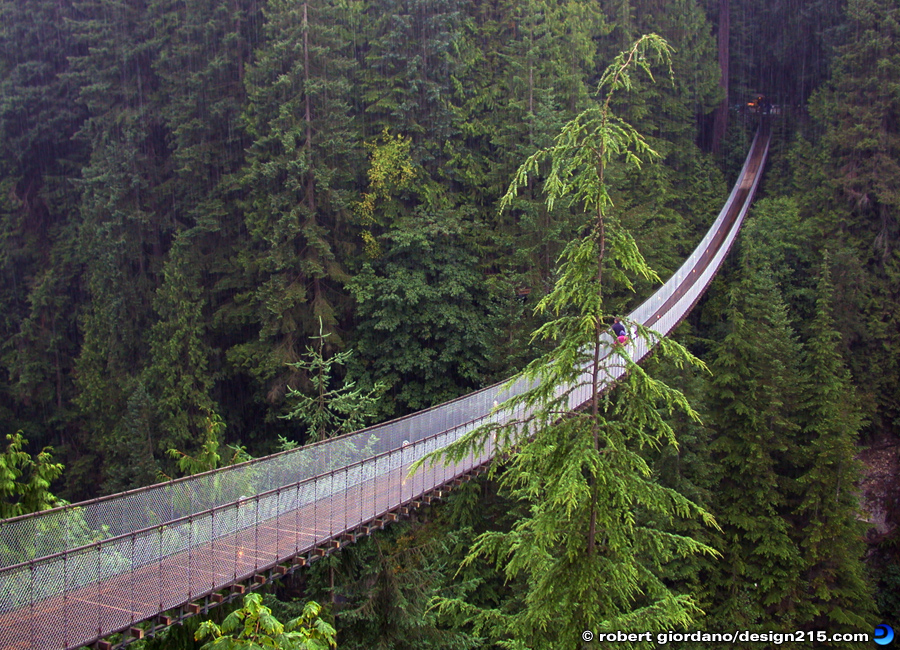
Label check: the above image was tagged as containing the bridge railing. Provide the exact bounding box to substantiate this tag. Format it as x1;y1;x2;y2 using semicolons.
568;124;770;408
0;409;507;649
0;367;518;570
0;405;504;610
631;124;768;336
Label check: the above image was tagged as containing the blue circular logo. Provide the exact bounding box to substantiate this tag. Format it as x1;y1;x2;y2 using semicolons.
875;624;895;646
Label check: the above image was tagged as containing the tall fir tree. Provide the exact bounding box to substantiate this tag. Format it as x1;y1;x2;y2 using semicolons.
145;0;262;454
0;0;87;447
234;0;360;433
702;238;805;631
359;0;462;172
808;0;900;439
442;0;608;375
422;37;717;648
66;0;172;497
143;236;220;463
615;0;725;283
793;259;875;630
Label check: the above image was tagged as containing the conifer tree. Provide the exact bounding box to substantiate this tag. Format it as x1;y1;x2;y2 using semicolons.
725;0;844;109
810;0;900;232
808;0;900;438
281;319;384;442
607;0;724;288
235;0;360;417
702;240;805;630
144;236;220;458
359;0;462;172
793;258;875;629
302;523;478;650
420;36;717;648
100;381;158;492
0;0;86;435
150;0;257;211
142;0;260;459
67;0;172;496
450;0;601;295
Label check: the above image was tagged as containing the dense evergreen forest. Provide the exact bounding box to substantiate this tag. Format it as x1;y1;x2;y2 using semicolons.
1;0;899;646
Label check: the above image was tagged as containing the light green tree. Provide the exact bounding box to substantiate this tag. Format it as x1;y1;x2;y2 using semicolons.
163;411;250;479
419;35;717;649
195;593;336;650
0;432;63;519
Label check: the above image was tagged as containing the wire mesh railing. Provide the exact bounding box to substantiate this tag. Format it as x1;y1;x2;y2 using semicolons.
0;124;770;650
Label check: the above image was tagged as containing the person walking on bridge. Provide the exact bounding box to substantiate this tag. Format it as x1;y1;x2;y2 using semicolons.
612;317;628;344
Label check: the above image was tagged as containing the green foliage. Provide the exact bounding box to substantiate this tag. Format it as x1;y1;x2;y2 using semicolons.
0;0;729;499
359;0;462;166
698;219;877;635
805;0;900;438
792;258;875;628
419;36;718;648
195;593;336;650
446;0;606;332
297;520;479;650
349;137;503;416
0;0;87;492
100;381;159;493
164;412;250;478
0;1;889;645
501;34;672;219
726;0;845;109
640;354;721;602
810;0;900;231
702;243;806;628
231;0;360;431
354;130;418;258
876;559;900;621
349;219;503;416
145;235;220;458
63;0;174;497
0;432;63;519
281;318;385;442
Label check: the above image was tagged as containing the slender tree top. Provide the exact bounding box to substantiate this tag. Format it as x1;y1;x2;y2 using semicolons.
499;34;674;218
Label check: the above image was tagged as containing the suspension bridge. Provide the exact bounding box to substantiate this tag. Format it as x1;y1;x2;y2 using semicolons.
0;123;770;650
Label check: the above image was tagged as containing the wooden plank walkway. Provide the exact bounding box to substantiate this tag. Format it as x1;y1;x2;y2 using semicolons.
0;460;469;650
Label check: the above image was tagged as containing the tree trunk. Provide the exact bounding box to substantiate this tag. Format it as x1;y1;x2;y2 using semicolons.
711;0;730;155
